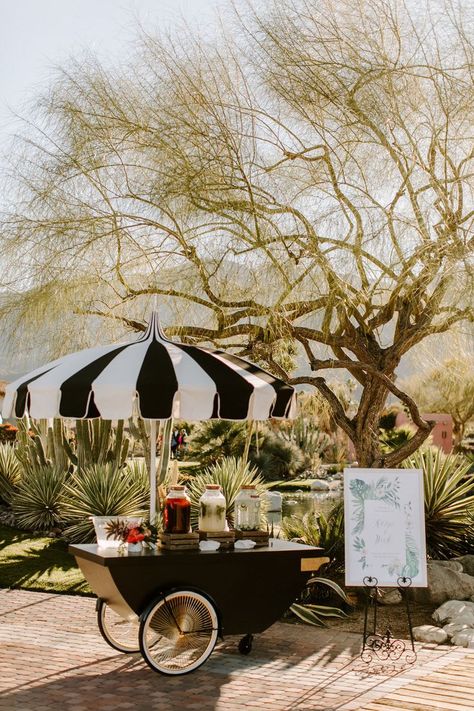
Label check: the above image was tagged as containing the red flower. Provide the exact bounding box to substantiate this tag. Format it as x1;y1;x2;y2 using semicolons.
125;527;145;543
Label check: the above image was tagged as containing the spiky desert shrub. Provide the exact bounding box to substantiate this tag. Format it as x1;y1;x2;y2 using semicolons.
12;464;67;530
0;443;22;505
186;456;265;529
403;448;474;558
62;462;149;542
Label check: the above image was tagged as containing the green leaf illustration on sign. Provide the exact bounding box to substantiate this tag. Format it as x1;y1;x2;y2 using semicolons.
349;476;419;578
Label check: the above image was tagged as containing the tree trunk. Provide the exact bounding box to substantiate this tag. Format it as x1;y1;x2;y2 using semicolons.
352;373;434;468
453;420;464;449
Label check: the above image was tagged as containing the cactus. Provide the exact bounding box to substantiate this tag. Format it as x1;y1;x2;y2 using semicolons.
14;417;129;474
75;419;129;470
15;419;49;471
128;418;151;470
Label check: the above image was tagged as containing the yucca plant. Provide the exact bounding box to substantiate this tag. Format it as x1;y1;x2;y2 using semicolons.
0;442;22;505
186;456;266;529
403;448;474;558
12;464;68;530
62;462;149;542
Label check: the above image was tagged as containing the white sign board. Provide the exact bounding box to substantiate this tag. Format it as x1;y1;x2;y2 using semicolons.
344;468;427;587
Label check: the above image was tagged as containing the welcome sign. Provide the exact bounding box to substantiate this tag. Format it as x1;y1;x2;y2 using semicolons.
344;468;428;587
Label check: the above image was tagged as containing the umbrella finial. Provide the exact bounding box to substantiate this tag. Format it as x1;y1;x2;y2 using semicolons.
146;303;166;341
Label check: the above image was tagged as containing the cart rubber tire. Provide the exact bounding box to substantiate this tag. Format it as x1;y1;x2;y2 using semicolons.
97;599;140;653
238;634;253;655
139;589;219;675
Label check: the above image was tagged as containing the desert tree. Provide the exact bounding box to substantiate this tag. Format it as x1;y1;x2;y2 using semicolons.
402;327;474;445
1;0;474;466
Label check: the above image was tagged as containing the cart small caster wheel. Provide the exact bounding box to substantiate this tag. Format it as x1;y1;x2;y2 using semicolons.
238;634;253;655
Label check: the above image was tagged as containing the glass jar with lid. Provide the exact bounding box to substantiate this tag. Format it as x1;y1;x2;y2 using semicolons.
164;485;191;534
199;485;227;532
235;485;261;531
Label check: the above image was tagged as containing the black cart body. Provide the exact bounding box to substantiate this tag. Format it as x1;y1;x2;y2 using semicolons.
70;540;326;636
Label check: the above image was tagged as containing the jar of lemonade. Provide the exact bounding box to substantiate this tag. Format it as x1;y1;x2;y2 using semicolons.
164;485;191;534
199;485;227;532
235;485;261;530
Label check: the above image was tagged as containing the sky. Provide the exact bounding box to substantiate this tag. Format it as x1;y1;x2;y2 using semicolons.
0;0;225;151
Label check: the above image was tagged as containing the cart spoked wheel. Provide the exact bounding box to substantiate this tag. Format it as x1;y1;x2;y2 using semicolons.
139;589;219;675
96;599;140;653
238;634;253;655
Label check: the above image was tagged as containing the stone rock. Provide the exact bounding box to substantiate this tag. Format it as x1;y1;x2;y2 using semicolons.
379;589;402;606
431;560;463;573
452;612;474;627
455;555;474;576
432;600;474;624
412;625;448;644
409;564;474;605
452;629;474;647
310;479;330;491
443;622;472;639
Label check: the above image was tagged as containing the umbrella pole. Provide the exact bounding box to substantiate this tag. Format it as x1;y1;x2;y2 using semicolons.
150;420;157;523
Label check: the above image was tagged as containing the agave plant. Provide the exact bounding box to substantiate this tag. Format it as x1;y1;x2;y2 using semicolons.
291;577;350;627
403;448;474;558
0;443;22;505
281;502;345;572
62;462;149;542
12;464;68;530
186;456;266;529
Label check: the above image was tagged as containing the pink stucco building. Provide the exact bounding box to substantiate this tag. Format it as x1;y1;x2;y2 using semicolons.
396;412;453;453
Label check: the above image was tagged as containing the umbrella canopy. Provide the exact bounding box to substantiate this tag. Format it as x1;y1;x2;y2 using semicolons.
2;312;296;421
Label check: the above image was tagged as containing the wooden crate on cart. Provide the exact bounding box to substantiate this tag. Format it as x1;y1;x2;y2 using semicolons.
158;532;199;550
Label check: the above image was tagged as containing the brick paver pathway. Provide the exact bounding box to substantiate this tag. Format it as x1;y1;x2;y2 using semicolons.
1;589;473;710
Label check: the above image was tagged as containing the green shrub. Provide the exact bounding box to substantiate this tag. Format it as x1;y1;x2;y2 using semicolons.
0;443;22;505
187;421;247;467
403;448;474;558
279;417;331;469
12;465;68;530
379;407;401;431
281;501;345;572
249;430;306;480
62;462;149;542
380;425;414;453
186;456;266;529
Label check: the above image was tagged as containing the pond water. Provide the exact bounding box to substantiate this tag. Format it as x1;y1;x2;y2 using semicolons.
266;490;342;531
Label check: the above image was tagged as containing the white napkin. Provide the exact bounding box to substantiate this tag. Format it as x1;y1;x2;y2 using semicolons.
199;540;220;551
234;540;256;549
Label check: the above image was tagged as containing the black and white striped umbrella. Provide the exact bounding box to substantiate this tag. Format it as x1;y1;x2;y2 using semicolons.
3;312;296;520
2;312;296;422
